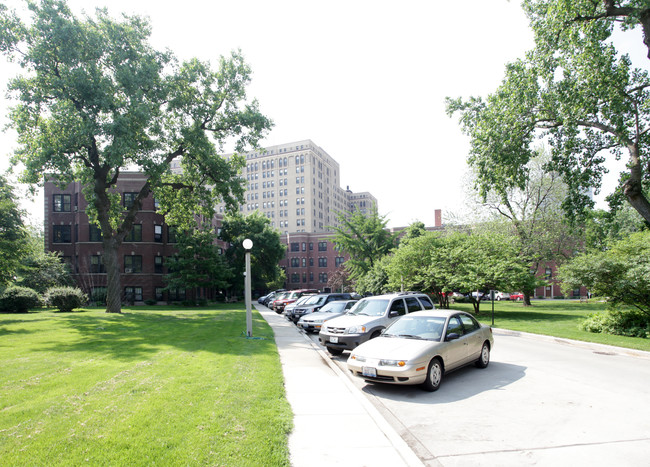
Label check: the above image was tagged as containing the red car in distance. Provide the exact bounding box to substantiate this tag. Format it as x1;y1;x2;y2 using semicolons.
510;292;524;301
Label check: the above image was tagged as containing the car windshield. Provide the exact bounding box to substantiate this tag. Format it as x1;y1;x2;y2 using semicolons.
349;299;389;317
319;301;346;313
304;295;327;305
384;316;446;341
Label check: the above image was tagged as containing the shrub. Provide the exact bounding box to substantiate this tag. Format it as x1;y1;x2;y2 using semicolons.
554;295;565;300
145;299;158;305
91;288;107;305
0;286;41;313
44;287;88;313
197;298;208;306
581;309;650;338
182;299;196;307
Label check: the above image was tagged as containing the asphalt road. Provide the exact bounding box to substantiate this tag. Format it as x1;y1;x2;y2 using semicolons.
303;326;650;466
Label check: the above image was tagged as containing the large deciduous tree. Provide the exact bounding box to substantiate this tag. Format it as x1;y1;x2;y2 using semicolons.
0;1;272;312
0;175;29;286
219;211;286;294
330;207;398;283
446;0;650;224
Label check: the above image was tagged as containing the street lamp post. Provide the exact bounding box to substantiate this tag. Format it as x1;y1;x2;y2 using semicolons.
243;238;253;337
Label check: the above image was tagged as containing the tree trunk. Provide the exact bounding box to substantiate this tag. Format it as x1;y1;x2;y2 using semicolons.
103;237;122;313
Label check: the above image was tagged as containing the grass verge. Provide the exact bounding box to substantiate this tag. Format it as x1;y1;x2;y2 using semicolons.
0;304;292;466
453;299;650;352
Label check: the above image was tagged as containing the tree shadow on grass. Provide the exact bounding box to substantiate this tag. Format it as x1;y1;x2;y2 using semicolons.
38;309;276;361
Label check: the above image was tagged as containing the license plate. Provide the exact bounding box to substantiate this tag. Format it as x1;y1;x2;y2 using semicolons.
362;367;377;378
330;336;338;344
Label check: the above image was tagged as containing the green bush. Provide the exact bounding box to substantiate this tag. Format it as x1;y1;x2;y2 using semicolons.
554;295;565;300
581;309;650;338
0;286;41;313
145;299;157;305
197;298;208;306
91;288;107;305
44;287;88;313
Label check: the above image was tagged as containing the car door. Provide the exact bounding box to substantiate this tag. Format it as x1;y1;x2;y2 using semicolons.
444;315;467;369
459;313;483;362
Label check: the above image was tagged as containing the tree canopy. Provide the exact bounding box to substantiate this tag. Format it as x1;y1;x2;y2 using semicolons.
0;175;29;286
0;0;272;312
446;0;650;224
330;207;398;283
219;211;286;293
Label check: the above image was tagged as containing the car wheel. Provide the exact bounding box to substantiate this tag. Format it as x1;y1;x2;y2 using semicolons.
370;330;382;339
476;342;490;368
422;358;443;392
327;346;343;356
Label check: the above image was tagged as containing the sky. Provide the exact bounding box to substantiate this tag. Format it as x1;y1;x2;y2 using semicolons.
0;0;647;228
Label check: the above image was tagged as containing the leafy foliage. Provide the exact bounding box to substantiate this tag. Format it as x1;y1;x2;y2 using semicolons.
0;175;29;285
0;1;272;312
219;211;286;292
330;207;398;282
581;309;650;338
446;0;650;224
44;286;87;312
164;226;233;296
558;230;650;316
17;249;74;294
0;286;40;313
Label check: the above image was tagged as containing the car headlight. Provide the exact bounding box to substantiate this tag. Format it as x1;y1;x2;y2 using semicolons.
312;319;324;324
379;359;407;367
346;325;366;334
350;354;366;362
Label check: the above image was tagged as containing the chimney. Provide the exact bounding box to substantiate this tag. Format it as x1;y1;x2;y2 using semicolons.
434;209;442;227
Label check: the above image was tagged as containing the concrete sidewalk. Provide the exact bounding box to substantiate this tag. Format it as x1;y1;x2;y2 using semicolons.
256;304;425;467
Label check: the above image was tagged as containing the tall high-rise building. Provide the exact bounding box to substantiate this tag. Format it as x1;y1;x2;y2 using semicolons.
218;139;377;233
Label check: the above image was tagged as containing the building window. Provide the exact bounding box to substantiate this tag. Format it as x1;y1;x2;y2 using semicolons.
290;242;300;252
318;242;327;251
545;267;553;280
302;258;306;267
168;288;186;301
124;255;142;273
123;192;138;209
154;225;163;242
90;255;105;273
319;257;328;268
335;257;345;267
291;258;300;267
319;273;328;283
168;226;178;243
309;258;314;267
155;287;164;301
124;286;143;303
302;273;307;283
53;194;71;212
124;224;142;242
53;225;71;243
154;256;163;274
291;273;300;283
89;224;102;242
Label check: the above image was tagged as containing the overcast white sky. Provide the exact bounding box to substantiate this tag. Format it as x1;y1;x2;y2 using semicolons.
1;0;647;228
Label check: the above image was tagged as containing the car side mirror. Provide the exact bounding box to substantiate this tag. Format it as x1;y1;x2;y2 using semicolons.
446;333;460;341
388;311;399;318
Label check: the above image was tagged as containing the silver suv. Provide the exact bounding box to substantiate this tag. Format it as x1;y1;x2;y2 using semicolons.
318;292;435;355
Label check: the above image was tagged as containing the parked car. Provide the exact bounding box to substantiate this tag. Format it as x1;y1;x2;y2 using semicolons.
510;292;524;301
268;292;289;310
296;299;359;331
319;292;435;355
262;289;286;307
495;291;510;301
273;289;319;314
287;292;358;324
283;294;317;320
347;310;494;391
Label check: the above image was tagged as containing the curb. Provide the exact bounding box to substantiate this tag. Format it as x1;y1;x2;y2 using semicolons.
493;327;650;360
293;327;426;467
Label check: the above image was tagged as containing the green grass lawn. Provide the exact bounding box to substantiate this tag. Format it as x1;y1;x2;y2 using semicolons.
0;305;292;466
452;299;650;352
